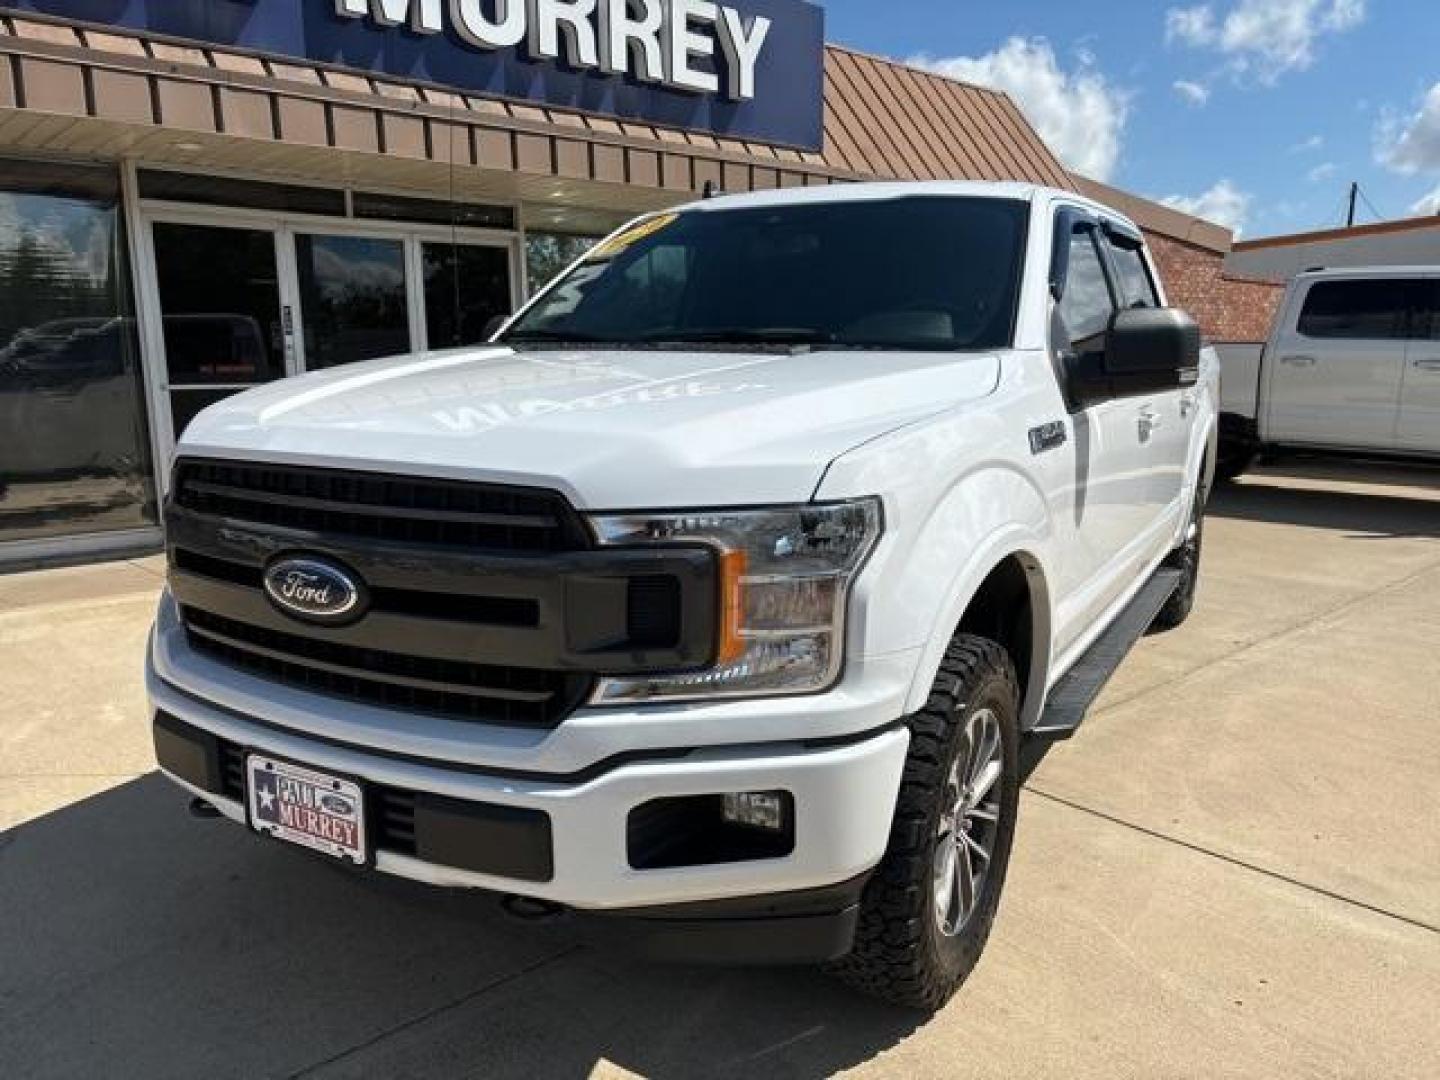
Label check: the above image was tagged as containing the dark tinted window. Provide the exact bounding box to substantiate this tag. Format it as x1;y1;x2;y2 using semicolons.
138;170;346;217
1107;238;1161;308
295;234;411;369
354;192;515;230
152;223;284;385
507;197;1029;351
1059;227;1115;350
1416;281;1440;341
423;243;512;349
1298;280;1409;340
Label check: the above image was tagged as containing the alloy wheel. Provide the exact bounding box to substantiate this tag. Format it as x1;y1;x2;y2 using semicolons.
933;707;1005;937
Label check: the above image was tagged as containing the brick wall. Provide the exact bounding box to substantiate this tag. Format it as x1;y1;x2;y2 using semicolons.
1146;231;1284;343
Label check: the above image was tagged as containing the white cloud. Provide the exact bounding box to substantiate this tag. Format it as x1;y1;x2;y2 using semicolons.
1376;83;1440;175
1290;134;1325;153
1173;79;1211;105
1412;186;1440;216
1306;162;1338;183
1167;6;1217;45
910;37;1130;181
1161;179;1253;232
1164;0;1367;83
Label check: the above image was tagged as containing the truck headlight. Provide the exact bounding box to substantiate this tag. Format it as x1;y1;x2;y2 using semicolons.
588;499;883;703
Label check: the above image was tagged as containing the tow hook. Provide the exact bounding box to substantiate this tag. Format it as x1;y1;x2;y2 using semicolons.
189;796;223;819
501;895;566;922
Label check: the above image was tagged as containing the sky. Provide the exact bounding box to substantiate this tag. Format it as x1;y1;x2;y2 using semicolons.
812;0;1440;238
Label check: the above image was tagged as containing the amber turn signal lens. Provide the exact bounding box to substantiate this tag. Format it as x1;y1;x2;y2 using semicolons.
716;548;749;665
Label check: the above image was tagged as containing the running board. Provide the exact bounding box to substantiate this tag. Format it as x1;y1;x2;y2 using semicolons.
1032;567;1184;740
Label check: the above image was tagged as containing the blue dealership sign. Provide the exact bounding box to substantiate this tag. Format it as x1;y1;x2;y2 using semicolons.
2;0;826;149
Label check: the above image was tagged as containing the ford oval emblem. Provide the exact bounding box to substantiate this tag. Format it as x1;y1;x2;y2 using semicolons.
262;556;367;625
320;793;355;816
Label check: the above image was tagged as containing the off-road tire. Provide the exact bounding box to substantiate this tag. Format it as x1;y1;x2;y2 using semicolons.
1151;484;1206;633
828;635;1021;1011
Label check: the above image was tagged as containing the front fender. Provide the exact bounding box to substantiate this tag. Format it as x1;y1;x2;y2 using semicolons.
901;520;1055;727
837;460;1057;728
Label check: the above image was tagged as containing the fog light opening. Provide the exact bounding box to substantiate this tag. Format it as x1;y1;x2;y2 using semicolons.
722;791;787;832
627;792;796;870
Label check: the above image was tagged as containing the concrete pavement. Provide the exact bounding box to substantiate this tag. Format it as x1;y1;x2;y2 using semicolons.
2;461;1438;1078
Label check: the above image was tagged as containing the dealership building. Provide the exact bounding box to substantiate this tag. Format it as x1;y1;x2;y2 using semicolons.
0;0;1229;569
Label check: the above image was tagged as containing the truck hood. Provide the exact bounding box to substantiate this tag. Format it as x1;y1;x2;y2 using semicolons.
181;346;1000;508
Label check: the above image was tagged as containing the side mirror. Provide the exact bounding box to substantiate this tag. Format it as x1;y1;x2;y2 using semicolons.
1106;307;1201;378
1067;307;1200;406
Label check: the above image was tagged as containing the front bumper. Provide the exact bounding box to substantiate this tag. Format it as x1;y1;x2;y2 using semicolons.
147;655;910;917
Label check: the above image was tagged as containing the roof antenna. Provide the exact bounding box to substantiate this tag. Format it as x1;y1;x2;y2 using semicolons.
702;180;723;200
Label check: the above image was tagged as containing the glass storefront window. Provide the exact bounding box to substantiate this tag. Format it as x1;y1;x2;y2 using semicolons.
526;232;601;294
296;234;411;370
0;160;157;547
423;242;512;349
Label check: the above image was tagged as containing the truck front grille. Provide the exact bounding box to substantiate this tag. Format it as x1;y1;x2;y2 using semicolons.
166;459;717;732
183;608;589;728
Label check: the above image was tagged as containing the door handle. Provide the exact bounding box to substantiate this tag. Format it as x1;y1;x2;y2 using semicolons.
1179;393;1197;419
1414;358;1440;372
1281;354;1317;368
1138;408;1163;437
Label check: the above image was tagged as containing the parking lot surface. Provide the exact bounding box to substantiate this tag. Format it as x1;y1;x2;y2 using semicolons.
2;462;1438;1079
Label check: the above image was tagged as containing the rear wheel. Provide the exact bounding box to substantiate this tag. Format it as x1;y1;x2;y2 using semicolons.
829;635;1021;1011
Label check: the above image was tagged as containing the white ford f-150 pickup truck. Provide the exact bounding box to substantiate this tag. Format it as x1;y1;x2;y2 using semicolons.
1218;266;1440;480
148;182;1218;1009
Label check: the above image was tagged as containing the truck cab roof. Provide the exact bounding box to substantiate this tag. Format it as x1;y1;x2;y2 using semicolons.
670;180;1143;236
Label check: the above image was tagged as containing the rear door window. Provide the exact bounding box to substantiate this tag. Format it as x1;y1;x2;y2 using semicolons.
1414;280;1440;340
1297;280;1411;340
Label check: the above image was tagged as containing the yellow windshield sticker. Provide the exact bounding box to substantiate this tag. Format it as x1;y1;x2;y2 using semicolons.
586;213;679;260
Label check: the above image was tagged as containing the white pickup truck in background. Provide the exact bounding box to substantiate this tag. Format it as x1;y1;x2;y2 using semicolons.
147;182;1217;1010
1217;267;1440;480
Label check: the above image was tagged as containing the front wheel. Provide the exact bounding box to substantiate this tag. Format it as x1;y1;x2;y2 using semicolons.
828;635;1021;1011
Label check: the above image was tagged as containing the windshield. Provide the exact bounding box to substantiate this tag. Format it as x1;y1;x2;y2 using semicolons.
503;196;1029;352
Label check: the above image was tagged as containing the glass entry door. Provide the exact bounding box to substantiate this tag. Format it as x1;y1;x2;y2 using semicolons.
150;221;290;439
423;242;514;350
142;209;518;463
294;233;411;370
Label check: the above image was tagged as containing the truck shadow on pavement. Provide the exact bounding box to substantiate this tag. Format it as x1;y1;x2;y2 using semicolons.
0;775;923;1080
1208;468;1440;540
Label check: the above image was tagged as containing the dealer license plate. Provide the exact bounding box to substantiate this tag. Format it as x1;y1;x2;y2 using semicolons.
247;755;367;865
